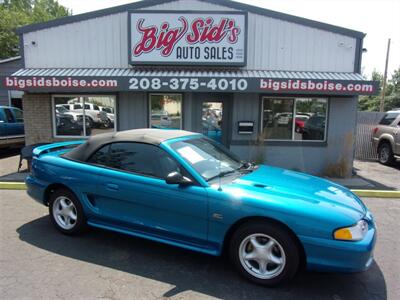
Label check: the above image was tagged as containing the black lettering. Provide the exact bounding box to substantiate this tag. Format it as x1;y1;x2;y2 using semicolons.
176;47;182;59
204;47;210;59
228;47;233;59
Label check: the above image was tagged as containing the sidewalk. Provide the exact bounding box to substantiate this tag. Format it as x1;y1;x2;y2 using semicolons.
327;159;400;191
0;151;28;182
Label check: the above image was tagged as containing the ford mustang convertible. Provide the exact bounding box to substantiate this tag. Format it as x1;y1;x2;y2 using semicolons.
26;129;376;286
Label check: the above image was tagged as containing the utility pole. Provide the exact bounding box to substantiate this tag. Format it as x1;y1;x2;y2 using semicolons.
380;38;391;112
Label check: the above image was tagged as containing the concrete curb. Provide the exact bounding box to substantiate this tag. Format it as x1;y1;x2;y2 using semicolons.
0;182;400;198
0;182;27;190
351;189;400;198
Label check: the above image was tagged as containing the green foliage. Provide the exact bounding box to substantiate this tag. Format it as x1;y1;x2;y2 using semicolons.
358;67;400;112
0;0;70;59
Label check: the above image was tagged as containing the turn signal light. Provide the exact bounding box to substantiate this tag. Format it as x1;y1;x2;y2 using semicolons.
334;228;353;240
333;220;368;241
373;127;379;134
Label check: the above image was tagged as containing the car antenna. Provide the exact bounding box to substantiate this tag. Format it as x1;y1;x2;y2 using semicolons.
218;146;222;191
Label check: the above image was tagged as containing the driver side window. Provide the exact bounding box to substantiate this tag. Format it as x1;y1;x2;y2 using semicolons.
88;142;183;179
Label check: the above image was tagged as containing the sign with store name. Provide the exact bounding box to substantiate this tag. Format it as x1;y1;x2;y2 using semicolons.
128;11;247;66
1;75;379;96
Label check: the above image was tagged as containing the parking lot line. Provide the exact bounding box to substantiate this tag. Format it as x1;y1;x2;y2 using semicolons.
351;189;400;198
0;182;27;190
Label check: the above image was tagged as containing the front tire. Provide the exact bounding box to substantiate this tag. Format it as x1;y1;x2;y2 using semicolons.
229;221;300;286
378;142;394;165
49;188;86;235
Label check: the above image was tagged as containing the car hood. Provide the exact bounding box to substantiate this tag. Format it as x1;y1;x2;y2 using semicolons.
230;165;366;218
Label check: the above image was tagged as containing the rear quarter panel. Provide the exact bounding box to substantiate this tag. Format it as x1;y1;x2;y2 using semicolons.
32;152;100;216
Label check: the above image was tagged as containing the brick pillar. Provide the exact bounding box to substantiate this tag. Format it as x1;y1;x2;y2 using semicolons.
22;93;54;145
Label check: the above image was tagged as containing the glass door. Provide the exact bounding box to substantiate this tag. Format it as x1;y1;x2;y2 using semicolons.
202;101;223;144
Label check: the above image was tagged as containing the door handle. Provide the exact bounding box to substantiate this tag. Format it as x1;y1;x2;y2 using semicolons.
106;183;119;191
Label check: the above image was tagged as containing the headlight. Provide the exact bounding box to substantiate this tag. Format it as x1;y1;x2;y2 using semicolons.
333;220;368;241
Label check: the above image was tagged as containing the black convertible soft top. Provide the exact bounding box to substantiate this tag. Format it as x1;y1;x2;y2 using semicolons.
64;129;199;162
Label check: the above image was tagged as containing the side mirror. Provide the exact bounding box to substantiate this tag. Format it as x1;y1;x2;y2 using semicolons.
165;171;192;185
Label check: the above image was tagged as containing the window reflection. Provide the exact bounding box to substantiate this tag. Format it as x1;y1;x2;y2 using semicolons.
89;142;182;179
202;102;222;143
53;95;116;137
295;98;327;141
150;94;182;129
262;98;293;140
262;97;328;141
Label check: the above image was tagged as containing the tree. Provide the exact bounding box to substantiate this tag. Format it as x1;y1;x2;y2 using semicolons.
385;67;400;110
0;0;71;59
358;67;400;111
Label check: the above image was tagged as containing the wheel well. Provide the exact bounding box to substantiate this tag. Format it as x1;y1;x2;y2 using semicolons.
378;139;391;149
222;216;307;270
43;183;72;206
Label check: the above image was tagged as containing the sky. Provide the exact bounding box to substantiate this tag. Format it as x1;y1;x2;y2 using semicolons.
57;0;400;78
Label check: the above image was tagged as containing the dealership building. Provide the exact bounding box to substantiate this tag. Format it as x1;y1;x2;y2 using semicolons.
1;0;378;176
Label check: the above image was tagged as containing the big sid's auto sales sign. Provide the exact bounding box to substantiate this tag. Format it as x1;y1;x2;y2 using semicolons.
129;11;247;66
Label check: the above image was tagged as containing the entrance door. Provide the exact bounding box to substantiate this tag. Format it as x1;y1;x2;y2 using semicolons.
202;101;223;144
194;93;232;147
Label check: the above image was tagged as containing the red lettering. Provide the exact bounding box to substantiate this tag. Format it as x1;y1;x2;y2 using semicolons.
133;17;188;57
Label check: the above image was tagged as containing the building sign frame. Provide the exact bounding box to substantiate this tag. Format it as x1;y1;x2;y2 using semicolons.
128;10;248;66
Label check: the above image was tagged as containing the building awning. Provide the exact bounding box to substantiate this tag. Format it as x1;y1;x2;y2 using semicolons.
2;68;378;96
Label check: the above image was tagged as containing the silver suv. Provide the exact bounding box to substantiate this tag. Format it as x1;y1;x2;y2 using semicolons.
372;110;400;165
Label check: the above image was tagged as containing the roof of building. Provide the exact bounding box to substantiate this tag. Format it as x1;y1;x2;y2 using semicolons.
15;0;365;39
65;129;199;161
0;56;21;64
11;68;366;81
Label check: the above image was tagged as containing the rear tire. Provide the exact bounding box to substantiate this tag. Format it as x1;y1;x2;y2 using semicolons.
229;221;300;286
378;142;394;165
48;188;86;235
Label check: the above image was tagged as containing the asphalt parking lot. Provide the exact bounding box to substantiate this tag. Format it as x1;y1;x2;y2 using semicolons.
354;160;400;190
0;190;399;300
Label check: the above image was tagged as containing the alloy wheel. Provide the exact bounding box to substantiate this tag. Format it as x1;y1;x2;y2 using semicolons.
52;196;78;230
379;146;389;163
238;233;286;279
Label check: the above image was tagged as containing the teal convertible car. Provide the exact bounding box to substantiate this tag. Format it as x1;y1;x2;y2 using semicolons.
26;129;376;286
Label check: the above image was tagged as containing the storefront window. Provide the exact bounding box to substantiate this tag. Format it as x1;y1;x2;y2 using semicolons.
52;95;116;137
261;97;328;141
150;94;182;129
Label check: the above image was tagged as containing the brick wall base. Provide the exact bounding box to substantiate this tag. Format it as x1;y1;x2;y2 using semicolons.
22;93;54;145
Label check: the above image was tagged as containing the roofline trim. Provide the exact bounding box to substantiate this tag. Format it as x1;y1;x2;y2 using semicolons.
15;0;365;39
201;0;365;38
0;56;21;64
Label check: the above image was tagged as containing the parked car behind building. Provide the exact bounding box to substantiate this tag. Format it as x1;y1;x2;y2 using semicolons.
60;103;108;128
302;114;326;140
372;110;400;165
55;113;91;136
99;106;115;128
0;106;24;148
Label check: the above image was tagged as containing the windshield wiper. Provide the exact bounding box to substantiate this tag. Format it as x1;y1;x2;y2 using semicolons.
206;170;236;182
238;161;256;171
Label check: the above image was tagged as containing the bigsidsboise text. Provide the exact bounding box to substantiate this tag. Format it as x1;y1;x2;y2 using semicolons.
5;77;117;89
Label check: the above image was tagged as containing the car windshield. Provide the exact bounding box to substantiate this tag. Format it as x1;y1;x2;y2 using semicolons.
379;112;400;125
56;106;69;113
170;138;241;181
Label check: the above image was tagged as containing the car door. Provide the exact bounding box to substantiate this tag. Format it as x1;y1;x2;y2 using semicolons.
0;109;5;136
10;108;24;136
2;108;18;136
88;142;209;246
395;118;400;154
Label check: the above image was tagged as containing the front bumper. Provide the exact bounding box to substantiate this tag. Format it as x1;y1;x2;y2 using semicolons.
299;224;376;272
